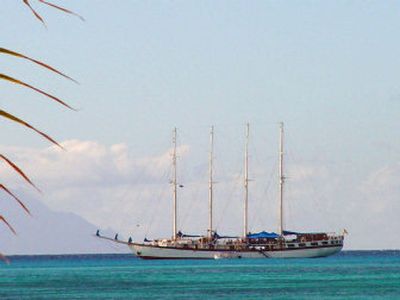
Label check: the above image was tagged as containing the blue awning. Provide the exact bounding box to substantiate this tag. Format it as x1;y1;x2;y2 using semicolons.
247;231;280;239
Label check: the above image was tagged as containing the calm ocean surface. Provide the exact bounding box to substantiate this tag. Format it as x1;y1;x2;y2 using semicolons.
1;251;399;299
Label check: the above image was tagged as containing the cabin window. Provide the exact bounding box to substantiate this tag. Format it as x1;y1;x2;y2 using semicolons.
322;241;328;245
311;242;318;246
299;243;306;247
287;244;295;248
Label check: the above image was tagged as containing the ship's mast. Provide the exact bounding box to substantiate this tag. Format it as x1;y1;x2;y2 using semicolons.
172;127;178;240
278;122;284;236
243;123;249;238
208;126;214;239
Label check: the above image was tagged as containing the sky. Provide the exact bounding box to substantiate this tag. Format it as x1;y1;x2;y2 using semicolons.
1;1;400;253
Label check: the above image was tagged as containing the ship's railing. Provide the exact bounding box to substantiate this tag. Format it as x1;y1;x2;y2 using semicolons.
326;232;341;236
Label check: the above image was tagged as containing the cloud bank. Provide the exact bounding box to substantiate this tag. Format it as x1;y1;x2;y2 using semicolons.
1;140;399;253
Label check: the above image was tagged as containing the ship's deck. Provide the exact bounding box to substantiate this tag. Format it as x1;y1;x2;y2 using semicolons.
143;233;344;252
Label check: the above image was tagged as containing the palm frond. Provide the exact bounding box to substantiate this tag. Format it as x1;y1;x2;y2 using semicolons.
23;0;84;24
0;73;75;110
23;0;46;26
38;0;85;21
0;154;40;192
0;184;31;215
0;216;16;235
0;253;10;264
0;109;63;149
0;47;77;83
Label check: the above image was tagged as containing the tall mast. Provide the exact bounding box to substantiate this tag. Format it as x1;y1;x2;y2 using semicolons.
208;126;214;239
172;127;178;240
243;123;250;238
278;122;284;236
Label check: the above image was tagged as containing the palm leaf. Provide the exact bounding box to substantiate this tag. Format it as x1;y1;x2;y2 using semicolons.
0;73;75;110
0;253;10;264
0;184;31;215
0;154;40;192
0;109;63;149
0;216;16;235
0;48;77;83
38;0;85;21
23;0;84;24
23;0;46;26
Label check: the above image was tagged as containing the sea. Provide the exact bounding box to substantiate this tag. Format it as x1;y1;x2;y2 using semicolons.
1;251;399;299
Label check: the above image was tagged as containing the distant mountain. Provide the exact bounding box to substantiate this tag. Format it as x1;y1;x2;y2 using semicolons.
0;193;129;255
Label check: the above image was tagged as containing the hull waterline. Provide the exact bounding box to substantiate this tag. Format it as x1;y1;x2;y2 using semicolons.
129;243;343;259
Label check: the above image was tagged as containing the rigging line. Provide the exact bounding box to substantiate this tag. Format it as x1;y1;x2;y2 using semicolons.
179;156;209;234
141;174;169;235
138;139;173;234
284;176;293;230
114;153;161;234
178;163;204;233
174;142;193;233
286;147;335;230
214;168;243;232
285;129;335;231
144;167;171;237
215;146;243;229
168;130;195;235
213;125;244;225
211;126;243;231
111;165;149;233
247;129;262;229
247;127;276;230
131;185;146;228
285;148;303;231
252;159;278;230
102;131;171;237
180;180;200;230
145;186;170;238
105;187;126;234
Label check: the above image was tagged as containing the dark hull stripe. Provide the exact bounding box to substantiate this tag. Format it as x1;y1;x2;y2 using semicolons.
132;243;343;253
139;256;211;260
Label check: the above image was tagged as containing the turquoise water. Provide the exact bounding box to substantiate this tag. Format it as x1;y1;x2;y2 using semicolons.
1;251;399;299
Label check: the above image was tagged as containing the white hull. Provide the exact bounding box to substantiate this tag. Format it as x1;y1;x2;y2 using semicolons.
129;243;343;259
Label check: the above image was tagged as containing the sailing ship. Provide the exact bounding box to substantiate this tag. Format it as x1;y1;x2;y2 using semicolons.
99;123;344;259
